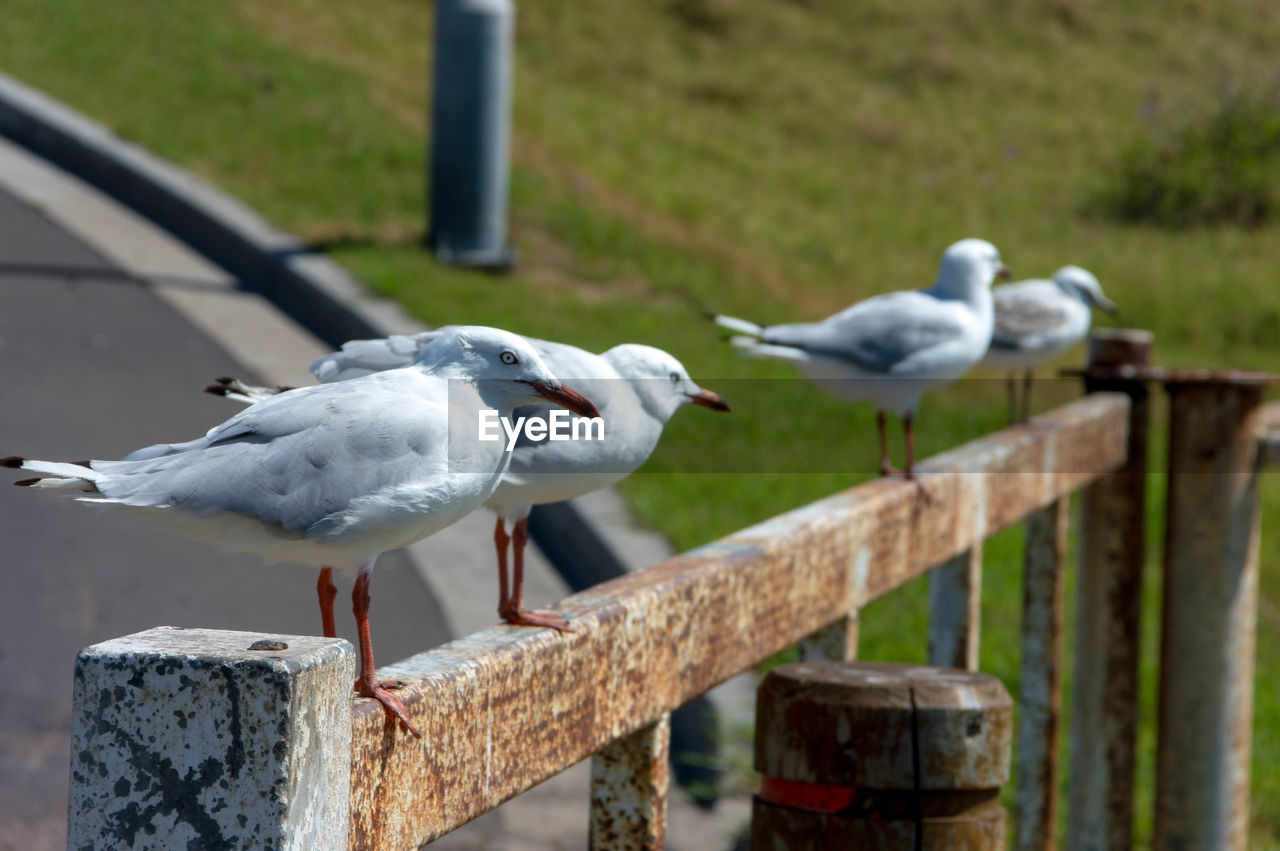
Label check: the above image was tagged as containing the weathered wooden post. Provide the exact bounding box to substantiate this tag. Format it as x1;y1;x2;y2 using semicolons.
752;662;1013;850
1067;329;1151;851
68;627;355;849
1152;370;1274;851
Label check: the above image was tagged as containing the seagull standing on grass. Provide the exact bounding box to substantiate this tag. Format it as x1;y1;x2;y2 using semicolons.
209;331;730;631
3;326;599;735
981;265;1116;422
713;238;1008;489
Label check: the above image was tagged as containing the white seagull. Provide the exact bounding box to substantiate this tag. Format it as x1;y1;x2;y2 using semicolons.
208;330;730;631
981;265;1115;422
714;238;1008;486
3;326;599;735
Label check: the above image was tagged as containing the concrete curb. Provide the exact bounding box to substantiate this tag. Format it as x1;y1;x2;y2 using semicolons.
0;71;413;347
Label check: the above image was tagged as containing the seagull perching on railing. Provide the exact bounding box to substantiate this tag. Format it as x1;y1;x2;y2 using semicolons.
982;265;1116;423
209;331;730;632
4;326;600;736
714;238;1009;495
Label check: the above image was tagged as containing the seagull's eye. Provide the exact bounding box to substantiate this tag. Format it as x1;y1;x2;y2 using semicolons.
669;372;681;384
500;351;519;366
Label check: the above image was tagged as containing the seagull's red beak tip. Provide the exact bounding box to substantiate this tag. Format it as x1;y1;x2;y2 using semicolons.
530;381;600;419
689;389;730;412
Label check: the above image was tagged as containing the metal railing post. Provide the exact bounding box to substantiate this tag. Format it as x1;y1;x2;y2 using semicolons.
1016;497;1069;851
1067;329;1151;851
590;715;671;850
1153;374;1273;851
929;544;983;670
797;612;860;662
67;627;354;849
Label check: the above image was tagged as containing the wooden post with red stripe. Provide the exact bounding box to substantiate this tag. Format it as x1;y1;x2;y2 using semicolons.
751;661;1013;850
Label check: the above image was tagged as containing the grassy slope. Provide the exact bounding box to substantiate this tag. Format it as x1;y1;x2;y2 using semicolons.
6;0;1280;844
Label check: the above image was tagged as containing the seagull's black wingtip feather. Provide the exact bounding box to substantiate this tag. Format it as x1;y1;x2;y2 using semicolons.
1;456;25;468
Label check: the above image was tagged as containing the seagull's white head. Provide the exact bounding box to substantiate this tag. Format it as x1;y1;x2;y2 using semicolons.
602;344;730;424
934;238;1010;299
1053;266;1116;314
417;326;601;417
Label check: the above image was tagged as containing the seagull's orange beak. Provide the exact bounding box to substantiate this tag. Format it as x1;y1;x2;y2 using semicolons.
686;388;730;412
997;265;1012;280
526;381;601;419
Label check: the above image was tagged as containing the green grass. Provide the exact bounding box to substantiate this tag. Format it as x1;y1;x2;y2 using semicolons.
7;1;1280;845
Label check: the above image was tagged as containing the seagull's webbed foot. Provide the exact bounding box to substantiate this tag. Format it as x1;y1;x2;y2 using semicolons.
501;605;573;633
878;460;903;478
356;677;408;691
906;473;938;505
356;673;421;737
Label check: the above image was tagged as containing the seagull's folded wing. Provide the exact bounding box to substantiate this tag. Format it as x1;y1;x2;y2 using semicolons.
763;291;972;374
991;286;1073;351
310;332;438;383
88;374;455;537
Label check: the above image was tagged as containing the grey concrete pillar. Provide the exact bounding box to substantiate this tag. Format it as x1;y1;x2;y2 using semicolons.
68;626;355;850
428;0;517;269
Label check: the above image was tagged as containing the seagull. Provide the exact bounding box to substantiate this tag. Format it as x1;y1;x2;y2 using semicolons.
713;238;1008;488
981;266;1115;422
207;331;730;631
3;326;600;735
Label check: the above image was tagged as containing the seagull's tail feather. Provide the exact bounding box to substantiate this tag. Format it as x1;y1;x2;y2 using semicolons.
3;457;101;491
204;376;289;405
713;314;766;338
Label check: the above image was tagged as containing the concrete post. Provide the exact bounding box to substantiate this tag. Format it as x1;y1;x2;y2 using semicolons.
68;626;355;850
751;662;1013;849
1153;375;1272;851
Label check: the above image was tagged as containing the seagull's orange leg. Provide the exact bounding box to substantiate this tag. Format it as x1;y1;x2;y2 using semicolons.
876;410;900;477
1021;369;1034;423
352;570;420;736
493;517;512;614
499;516;572;632
903;413;936;503
316;567;338;639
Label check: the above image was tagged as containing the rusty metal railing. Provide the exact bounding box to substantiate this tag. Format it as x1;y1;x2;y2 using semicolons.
346;392;1130;848
65;332;1280;849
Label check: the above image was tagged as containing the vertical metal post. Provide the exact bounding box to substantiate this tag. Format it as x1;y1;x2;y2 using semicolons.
1016;497;1069;851
1068;329;1151;851
428;0;516;268
929;544;983;670
797;612;860;662
68;627;355;849
590;715;671;850
1152;375;1271;851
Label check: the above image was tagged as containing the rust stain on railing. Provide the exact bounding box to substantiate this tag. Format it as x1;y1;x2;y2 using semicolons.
347;393;1130;850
